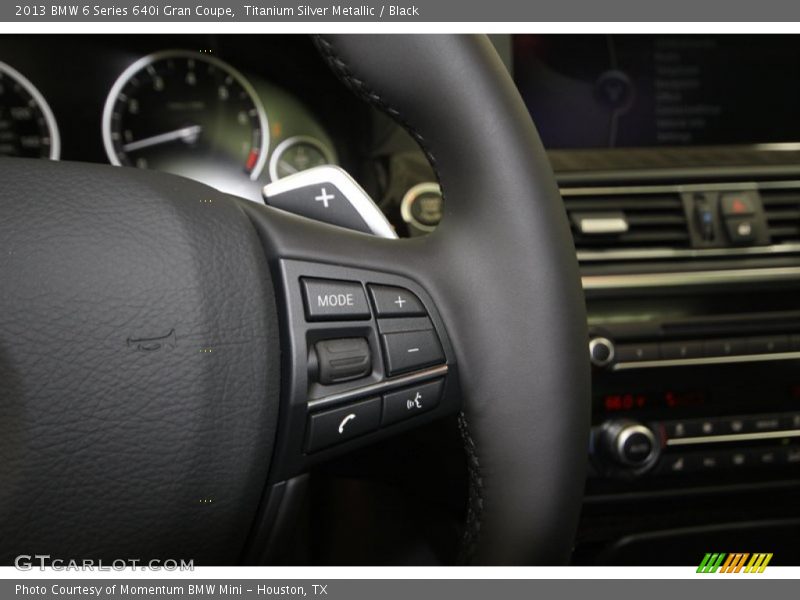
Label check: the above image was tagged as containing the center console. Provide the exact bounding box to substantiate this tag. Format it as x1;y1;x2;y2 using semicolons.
559;171;800;564
508;34;800;565
565;177;800;492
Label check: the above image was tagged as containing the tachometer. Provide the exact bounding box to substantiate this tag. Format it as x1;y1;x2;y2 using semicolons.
0;61;60;159
102;50;269;188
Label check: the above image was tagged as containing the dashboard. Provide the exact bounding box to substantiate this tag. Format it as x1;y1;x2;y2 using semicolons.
3;33;800;566
0;35;434;215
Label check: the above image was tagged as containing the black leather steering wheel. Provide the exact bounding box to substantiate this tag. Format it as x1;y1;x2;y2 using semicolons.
0;35;589;566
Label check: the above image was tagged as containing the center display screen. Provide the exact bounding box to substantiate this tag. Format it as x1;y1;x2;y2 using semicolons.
513;35;800;149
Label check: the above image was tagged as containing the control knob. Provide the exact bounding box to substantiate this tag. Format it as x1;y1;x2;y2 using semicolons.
589;337;615;367
596;420;660;469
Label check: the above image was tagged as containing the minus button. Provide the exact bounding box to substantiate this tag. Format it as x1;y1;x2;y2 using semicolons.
381;330;445;375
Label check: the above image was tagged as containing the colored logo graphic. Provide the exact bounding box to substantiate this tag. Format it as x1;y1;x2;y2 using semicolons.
697;553;773;573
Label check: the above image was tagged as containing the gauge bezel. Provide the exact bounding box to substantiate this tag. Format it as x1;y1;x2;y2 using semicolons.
101;49;270;181
400;181;442;232
0;60;61;160
268;135;336;182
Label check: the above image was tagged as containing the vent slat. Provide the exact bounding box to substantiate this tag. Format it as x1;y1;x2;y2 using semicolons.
565;192;689;252
761;189;800;244
762;194;800;206
769;225;800;237
563;198;681;211
764;209;800;222
626;214;687;226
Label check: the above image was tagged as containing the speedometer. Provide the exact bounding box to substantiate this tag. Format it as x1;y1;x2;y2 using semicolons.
102;50;269;189
0;61;60;159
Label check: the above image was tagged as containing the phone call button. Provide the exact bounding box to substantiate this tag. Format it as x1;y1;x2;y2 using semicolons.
306;397;381;452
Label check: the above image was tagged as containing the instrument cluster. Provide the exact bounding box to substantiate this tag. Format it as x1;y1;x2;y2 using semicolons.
0;37;342;202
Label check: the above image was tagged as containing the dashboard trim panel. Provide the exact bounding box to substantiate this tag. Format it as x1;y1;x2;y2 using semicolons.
582;266;800;290
612;350;800;371
307;364;449;412
666;429;800;446
577;243;800;262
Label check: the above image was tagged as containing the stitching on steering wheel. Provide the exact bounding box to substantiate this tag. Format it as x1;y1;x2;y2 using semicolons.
313;36;440;177
313;34;485;565
457;413;484;564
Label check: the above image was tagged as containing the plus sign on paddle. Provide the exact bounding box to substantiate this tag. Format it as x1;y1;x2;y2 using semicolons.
314;187;335;208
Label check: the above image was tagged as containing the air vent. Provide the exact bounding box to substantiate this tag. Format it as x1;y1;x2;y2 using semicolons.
563;192;690;251
761;188;800;244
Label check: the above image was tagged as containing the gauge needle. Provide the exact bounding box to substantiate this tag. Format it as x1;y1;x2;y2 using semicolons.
122;125;202;153
278;160;299;174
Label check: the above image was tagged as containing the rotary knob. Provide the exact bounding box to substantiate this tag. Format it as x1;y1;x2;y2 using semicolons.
589;337;615;367
597;420;659;469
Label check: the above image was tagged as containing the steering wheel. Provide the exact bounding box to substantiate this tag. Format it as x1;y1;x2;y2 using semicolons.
0;35;589;566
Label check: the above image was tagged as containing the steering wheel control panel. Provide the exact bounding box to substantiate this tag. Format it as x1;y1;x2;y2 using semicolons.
269;259;458;479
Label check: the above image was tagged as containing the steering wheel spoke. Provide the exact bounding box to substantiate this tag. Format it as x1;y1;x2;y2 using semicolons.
257;251;458;480
230;187;459;477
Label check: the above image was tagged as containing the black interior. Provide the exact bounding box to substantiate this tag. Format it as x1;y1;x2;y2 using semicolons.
2;33;800;566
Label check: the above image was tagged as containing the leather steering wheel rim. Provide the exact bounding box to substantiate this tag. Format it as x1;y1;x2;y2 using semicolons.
0;34;589;566
310;35;590;564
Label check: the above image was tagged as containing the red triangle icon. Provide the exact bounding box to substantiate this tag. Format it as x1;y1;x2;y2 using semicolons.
732;199;747;213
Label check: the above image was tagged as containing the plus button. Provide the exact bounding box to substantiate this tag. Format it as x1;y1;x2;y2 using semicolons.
314;187;335;208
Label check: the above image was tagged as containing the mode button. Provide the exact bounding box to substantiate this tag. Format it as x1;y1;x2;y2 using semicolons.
301;278;371;321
